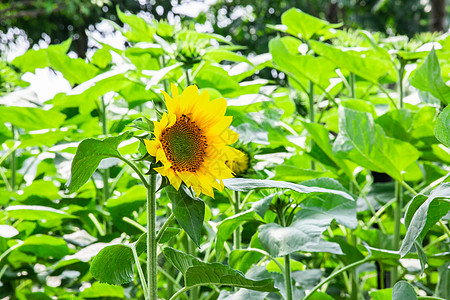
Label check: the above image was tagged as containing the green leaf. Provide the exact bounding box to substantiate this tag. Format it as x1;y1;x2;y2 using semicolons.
218;289;269;300
369;288;393;300
12;39;71;73
310;40;393;83
400;183;450;257
117;6;155;42
437;262;450;299
410;48;450;105
79;282;125;298
164;247;277;292
392;281;417;300
223;178;353;202
216;210;262;258
66;132;129;194
0;107;66;131
166;185;205;247
332;107;420;181
90;243;136;285
6;205;76;221
281;8;340;40
259;208;343;257
435;105;450;148
301;178;357;229
20;235;70;259
269;37;336;88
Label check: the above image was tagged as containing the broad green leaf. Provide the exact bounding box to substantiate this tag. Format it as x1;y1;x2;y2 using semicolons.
90;243;136;285
204;49;251;64
0;107;66;131
332;107;420;181
258;209;343;257
216;210;262;258
47;54;100;85
66;132;129;194
302;178;357;229
281;8;340;40
252;194;275;219
117;6;155;42
166;185;205;247
12;39;71;73
223;178;353;202
392;281;417;300
79;282;125;298
269;36;336;88
91;47;113;69
0;225;19;238
164;247;277;292
310;40;393;83
435;105;450;147
410;49;450;104
6;205;76;221
400;183;450;257
20;235;69;259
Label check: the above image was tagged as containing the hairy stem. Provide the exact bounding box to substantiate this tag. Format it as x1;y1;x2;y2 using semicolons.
308;80;316;171
147;174;157;299
391;180;403;285
132;245;149;300
10;125;16;192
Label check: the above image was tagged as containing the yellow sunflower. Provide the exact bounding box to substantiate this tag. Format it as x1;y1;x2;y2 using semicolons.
225;149;250;176
144;84;242;197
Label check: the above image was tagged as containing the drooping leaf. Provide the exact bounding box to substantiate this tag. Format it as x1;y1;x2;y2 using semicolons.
400;183;450;257
66;132;129;194
166;185;205;247
164;247;277;292
410;48;450;105
435;105;450;148
332;107;420;181
223;178;353;202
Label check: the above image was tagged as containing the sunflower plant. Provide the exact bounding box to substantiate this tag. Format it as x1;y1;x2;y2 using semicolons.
65;83;278;300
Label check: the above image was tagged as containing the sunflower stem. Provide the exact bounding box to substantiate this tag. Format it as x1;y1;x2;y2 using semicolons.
185;69;191;87
147;173;158;300
131;244;149;300
391;180;403;286
233;190;242;250
10;125;16;192
276;206;293;300
308;80;315;171
101;98;110;205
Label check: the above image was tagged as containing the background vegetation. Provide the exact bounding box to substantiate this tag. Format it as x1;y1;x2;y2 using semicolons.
1;1;450;300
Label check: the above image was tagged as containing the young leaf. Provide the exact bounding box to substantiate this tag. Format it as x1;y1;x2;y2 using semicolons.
166;185;205;247
164;247;277;292
392;281;417;300
332;107;420;181
90;244;135;285
435;105;450;148
66;132;129;194
410;48;450;105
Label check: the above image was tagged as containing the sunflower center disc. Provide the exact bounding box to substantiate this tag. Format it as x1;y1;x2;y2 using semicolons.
160;114;207;172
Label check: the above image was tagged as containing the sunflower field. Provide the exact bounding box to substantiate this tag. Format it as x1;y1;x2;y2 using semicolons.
1;6;450;300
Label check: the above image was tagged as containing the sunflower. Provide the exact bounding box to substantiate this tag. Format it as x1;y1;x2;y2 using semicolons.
225;149;250;177
144;84;242;197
